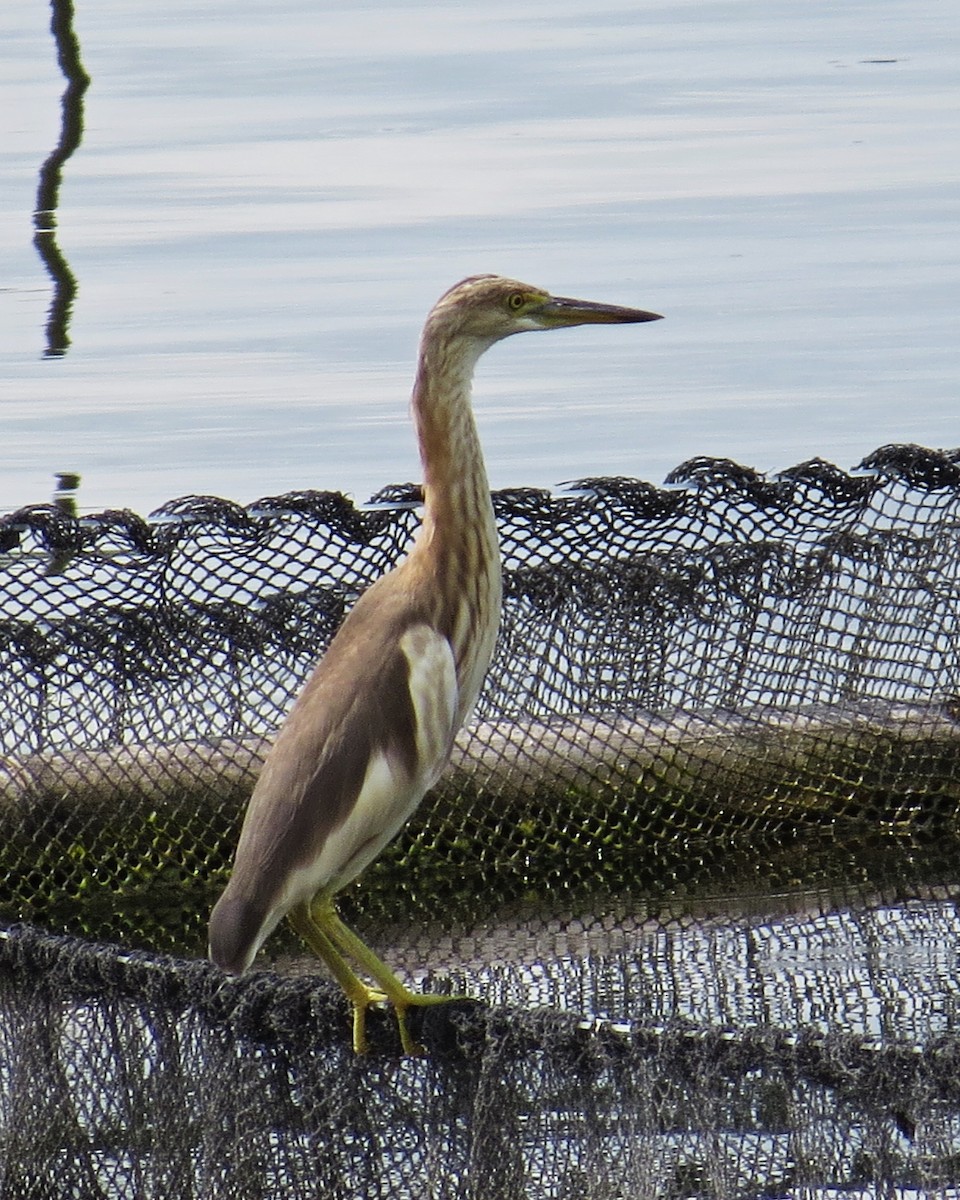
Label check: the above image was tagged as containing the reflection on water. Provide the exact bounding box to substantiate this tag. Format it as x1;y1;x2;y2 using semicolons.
32;0;88;358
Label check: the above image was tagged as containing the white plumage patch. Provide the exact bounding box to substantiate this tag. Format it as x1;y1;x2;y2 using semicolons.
399;624;459;785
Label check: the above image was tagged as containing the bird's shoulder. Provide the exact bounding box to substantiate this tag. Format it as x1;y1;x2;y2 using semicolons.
296;565;447;712
252;567;457;804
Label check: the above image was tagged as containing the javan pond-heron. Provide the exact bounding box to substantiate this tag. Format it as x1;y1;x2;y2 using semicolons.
209;275;663;1053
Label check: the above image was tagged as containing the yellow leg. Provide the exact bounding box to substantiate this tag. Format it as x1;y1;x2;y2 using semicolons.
289;895;461;1055
319;902;458;1055
288;905;386;1053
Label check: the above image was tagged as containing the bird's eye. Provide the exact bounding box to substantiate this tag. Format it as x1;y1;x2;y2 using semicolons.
507;292;526;312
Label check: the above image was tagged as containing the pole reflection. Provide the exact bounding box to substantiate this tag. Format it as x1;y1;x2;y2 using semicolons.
33;0;89;359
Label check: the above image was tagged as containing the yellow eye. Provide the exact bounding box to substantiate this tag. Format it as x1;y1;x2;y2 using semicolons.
507;292;526;312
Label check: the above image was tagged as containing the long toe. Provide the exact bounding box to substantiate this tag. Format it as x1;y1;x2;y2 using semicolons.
348;983;391;1054
393;991;470;1056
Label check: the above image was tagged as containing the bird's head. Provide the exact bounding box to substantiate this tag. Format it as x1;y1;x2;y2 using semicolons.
423;274;662;352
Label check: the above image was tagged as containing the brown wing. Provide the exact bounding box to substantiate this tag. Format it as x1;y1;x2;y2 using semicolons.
208;576;458;973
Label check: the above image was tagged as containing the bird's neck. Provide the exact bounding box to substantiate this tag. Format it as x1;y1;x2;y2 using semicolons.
411;335;497;554
408;333;502;717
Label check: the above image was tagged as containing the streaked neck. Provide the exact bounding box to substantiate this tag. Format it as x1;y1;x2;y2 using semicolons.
409;332;502;717
411;333;496;549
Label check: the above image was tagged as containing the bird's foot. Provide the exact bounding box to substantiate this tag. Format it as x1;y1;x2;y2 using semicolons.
290;899;467;1055
390;989;465;1056
353;983;464;1055
345;982;389;1054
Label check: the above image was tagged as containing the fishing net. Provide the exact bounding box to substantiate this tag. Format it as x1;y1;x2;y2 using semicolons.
2;442;960;1198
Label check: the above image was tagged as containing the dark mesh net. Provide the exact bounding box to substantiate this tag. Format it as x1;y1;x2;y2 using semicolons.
2;444;960;1197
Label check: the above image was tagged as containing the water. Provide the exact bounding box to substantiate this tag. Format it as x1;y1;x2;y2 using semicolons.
1;0;958;515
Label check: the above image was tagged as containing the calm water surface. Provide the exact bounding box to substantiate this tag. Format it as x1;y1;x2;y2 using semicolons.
1;0;957;514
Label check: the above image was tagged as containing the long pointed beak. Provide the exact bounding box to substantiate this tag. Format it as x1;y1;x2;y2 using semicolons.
539;295;663;327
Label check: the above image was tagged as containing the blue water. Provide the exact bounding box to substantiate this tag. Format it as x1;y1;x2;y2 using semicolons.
1;0;958;514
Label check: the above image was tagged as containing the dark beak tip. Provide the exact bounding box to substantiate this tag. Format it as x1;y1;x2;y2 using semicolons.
611;309;663;325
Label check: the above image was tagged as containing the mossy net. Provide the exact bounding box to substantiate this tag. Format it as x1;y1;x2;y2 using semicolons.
2;443;960;1198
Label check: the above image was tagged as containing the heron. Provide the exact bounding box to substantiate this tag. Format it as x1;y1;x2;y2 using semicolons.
208;274;662;1053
